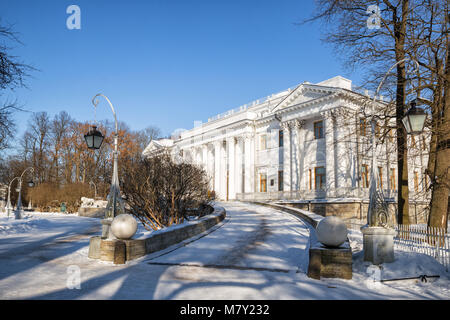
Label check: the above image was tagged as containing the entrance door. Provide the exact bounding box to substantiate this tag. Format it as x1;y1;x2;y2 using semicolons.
260;173;267;192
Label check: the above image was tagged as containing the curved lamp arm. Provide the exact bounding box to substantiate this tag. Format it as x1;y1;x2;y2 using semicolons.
20;167;34;181
92;93;119;137
371;57;420;116
8;177;20;190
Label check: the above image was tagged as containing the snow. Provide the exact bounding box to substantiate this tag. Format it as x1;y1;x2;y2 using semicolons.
0;203;448;300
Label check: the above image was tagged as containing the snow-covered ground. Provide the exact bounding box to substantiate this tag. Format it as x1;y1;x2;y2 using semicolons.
0;203;448;300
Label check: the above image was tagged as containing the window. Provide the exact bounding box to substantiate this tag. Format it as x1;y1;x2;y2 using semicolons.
375;123;382;139
422;135;427;151
278;170;283;191
414;171;419;192
260;135;267;150
361;164;369;188
378;167;383;189
411;135;416;148
389;129;395;143
270;179;274;186
314;167;326;190
309;169;312;190
314;121;324;139
390;168;396;190
260;173;267;192
279;130;284;147
360;119;368;136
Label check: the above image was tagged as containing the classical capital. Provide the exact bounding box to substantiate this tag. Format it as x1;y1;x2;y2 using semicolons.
294;119;306;129
281;121;292;131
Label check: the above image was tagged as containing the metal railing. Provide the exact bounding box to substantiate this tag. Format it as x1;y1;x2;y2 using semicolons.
395;224;449;271
236;187;395;201
207;85;299;122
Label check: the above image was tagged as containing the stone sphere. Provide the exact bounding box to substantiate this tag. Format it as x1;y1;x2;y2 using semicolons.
111;214;138;240
316;216;348;247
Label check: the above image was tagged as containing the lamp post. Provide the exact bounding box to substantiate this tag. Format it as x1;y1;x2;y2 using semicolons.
361;58;420;265
13;167;34;219
84;94;125;238
89;180;97;199
6;177;19;218
366;57;420;227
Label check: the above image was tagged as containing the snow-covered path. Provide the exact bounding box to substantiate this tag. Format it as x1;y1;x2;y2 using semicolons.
0;203;448;300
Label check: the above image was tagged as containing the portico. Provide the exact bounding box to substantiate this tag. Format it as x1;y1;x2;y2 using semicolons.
143;75;430;222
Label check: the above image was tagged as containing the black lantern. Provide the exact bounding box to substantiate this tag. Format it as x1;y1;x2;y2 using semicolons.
84;125;104;150
28;180;34;187
402;100;427;134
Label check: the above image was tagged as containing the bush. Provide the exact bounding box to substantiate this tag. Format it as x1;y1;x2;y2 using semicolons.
28;182;93;213
121;152;212;230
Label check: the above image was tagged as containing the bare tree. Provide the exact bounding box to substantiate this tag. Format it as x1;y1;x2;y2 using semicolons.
136;125;161;153
121;152;211;231
303;0;449;225
0;21;34;152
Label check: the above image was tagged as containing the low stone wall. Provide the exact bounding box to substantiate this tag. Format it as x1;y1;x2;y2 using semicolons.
278;200;429;225
78;207;106;218
247;201;352;280
88;206;226;264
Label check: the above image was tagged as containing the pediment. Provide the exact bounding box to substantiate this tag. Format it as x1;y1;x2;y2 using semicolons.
142;139;174;156
270;84;337;113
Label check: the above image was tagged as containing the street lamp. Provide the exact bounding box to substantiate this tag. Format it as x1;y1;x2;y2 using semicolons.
402;100;427;134
12;167;34;219
361;58;420;265
89;180;97;199
85;94;125;238
84;125;104;150
366;57;420;227
6;177;19;218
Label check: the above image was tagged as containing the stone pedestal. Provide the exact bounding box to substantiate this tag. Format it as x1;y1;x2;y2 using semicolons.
100;239;126;264
101;218;115;239
361;226;396;265
78;207;106;218
308;241;352;280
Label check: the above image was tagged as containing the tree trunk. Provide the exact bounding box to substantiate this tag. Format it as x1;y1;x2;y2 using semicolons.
428;39;450;230
395;0;410;225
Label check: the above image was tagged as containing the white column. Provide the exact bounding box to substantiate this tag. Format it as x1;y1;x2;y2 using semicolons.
214;141;221;199
220;140;227;200
202;144;208;171
296;119;306;190
282;122;292;193
228;137;236;200
206;144;214;190
249;133;256;193
291;121;300;190
334;111;349;189
324;111;336;193
244;134;253;193
235;137;243;196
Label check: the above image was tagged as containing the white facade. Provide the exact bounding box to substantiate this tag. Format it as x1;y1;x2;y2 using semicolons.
144;76;430;204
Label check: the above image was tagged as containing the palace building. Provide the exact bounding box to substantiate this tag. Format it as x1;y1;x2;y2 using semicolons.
143;76;430;222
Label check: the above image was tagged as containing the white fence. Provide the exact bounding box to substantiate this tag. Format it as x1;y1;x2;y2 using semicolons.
346;222;449;271
394;224;449;271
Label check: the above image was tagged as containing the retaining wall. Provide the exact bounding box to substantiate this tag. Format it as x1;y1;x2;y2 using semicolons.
88;206;226;264
246;201;352;280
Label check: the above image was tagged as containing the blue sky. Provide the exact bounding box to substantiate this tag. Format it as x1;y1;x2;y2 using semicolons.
0;0;363;141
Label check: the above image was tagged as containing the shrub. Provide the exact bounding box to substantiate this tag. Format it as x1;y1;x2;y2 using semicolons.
28;182;93;213
121;152;212;230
